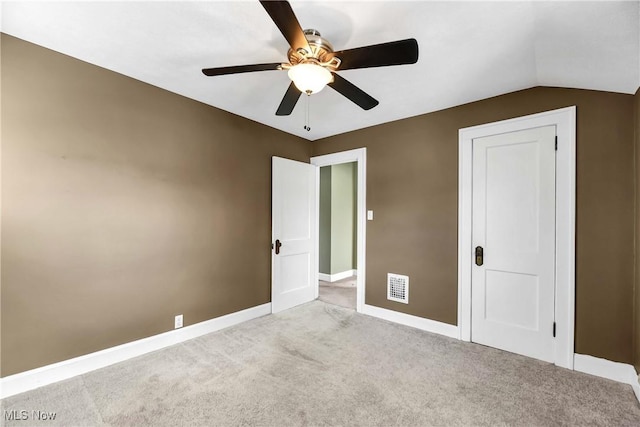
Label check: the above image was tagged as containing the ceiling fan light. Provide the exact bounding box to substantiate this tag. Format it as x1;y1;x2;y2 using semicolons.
288;63;333;94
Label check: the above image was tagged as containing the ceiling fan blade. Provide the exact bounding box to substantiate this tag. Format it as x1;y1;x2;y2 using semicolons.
259;0;311;55
202;63;282;77
332;38;419;71
328;73;379;111
276;82;302;116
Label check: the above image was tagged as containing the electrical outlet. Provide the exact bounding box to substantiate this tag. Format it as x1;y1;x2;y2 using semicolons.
174;314;183;329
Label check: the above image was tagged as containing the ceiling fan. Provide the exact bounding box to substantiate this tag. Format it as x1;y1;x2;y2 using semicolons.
202;0;419;116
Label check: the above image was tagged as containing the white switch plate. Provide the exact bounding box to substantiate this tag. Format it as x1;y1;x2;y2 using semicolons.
174;314;183;329
367;210;374;220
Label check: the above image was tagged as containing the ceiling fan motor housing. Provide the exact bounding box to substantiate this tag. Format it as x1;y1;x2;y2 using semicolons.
288;29;338;69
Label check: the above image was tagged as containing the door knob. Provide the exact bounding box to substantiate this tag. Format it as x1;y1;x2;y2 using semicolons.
275;239;282;255
475;246;483;266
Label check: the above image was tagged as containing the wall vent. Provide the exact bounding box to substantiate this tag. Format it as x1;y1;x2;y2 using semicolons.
387;273;409;304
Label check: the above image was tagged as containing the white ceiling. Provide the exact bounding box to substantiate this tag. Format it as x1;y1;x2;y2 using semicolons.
2;1;639;141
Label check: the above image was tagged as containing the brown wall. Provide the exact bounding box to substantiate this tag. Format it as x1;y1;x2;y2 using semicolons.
2;33;638;375
313;87;636;364
635;87;640;373
1;35;311;376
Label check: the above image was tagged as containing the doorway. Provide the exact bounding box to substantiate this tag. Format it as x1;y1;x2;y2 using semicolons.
318;162;357;309
311;148;367;313
458;107;576;369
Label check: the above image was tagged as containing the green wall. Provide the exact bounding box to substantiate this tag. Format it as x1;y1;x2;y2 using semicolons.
319;167;332;274
319;163;357;276
330;163;357;274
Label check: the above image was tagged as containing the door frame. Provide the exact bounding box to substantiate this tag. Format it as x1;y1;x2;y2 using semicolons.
458;106;576;369
311;148;366;313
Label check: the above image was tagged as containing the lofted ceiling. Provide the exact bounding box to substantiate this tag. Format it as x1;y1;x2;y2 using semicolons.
1;1;639;141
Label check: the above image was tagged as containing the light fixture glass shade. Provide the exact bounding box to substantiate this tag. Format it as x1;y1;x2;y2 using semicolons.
287;63;333;94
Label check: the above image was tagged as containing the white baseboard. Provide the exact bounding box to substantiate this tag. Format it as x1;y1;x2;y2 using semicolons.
319;270;357;283
362;304;459;339
574;353;640;403
318;273;331;282
0;303;271;399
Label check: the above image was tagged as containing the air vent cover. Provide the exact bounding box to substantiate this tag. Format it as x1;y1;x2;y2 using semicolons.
387;273;409;304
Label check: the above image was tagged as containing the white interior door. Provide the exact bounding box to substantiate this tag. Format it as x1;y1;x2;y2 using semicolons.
272;156;316;313
471;125;556;362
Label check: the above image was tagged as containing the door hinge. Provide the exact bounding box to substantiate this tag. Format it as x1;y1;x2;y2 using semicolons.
553;322;556;338
555;136;558;151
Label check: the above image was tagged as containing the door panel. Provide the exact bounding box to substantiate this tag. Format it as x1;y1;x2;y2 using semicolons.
281;253;311;293
486;141;540;252
272;157;316;313
472;125;556;362
484;270;539;330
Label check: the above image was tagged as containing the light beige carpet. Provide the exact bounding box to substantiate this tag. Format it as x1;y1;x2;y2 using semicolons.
318;277;356;309
2;301;640;426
